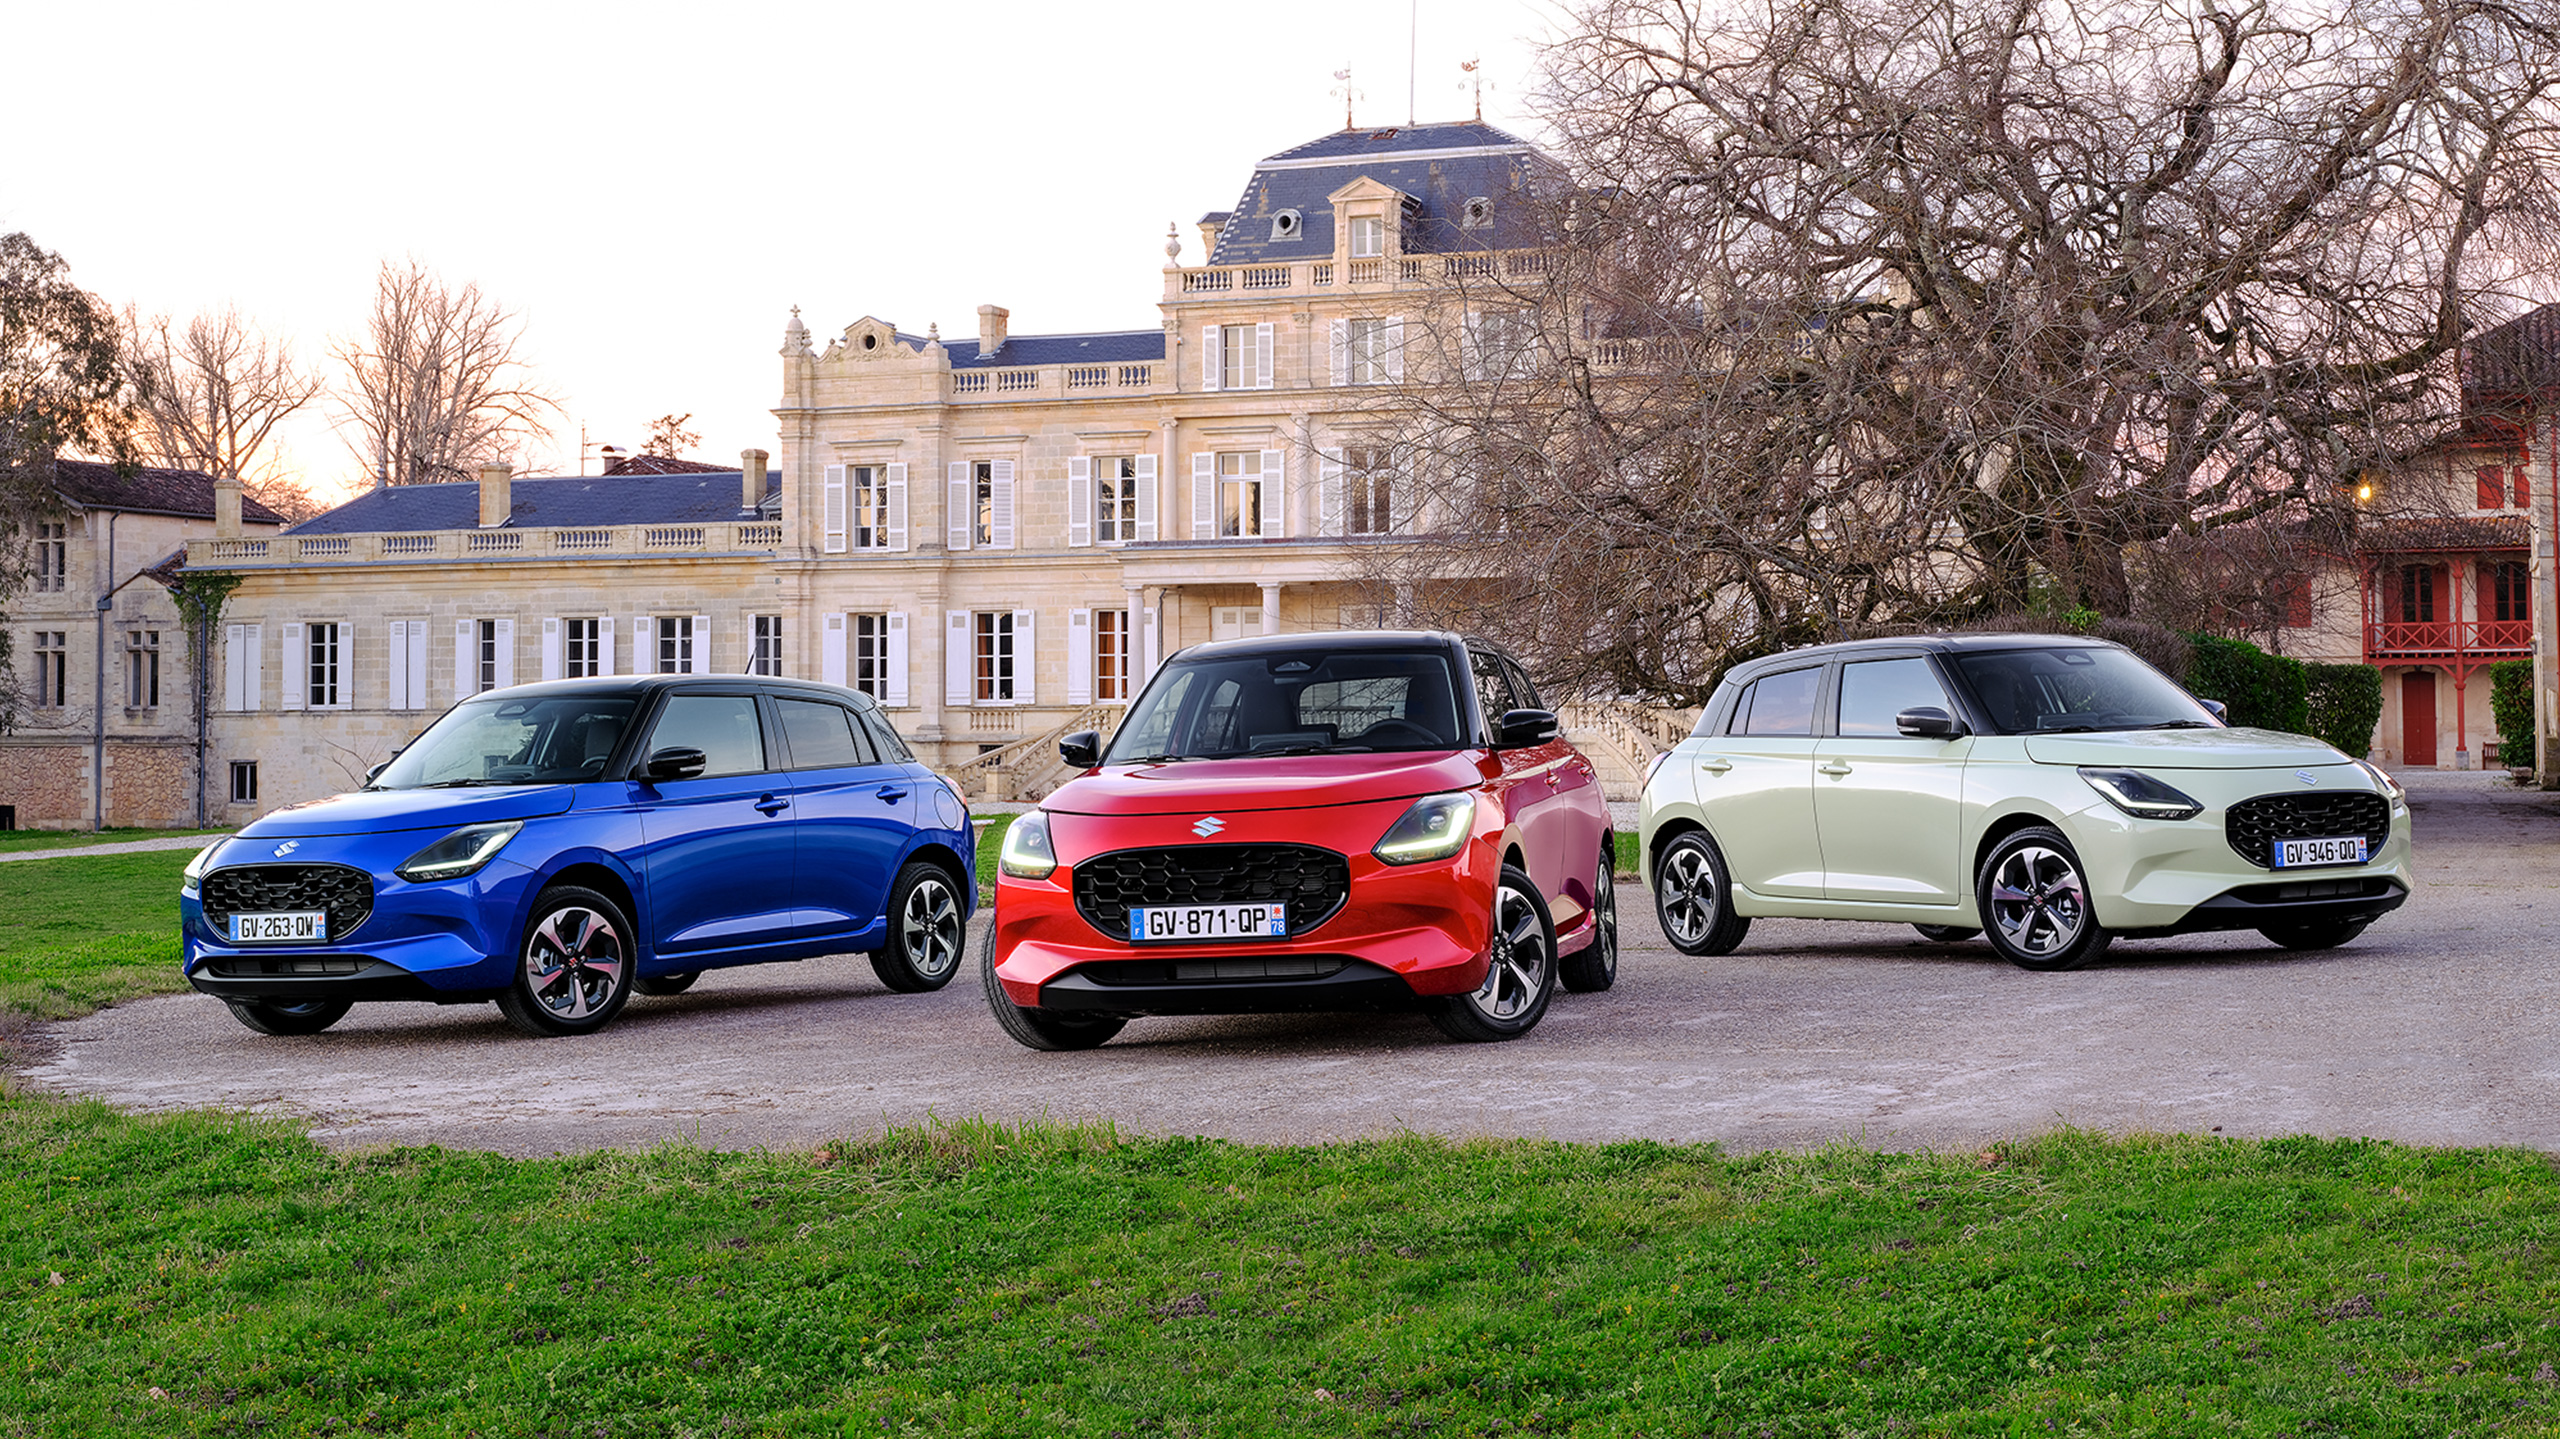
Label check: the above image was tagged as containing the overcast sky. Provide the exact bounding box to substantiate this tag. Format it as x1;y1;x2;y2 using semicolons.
6;0;1560;501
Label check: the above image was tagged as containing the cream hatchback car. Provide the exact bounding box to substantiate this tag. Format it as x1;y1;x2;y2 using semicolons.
1637;636;2412;970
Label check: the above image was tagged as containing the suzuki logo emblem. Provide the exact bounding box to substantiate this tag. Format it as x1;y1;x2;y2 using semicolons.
1192;816;1226;838
2295;770;2318;786
272;840;300;858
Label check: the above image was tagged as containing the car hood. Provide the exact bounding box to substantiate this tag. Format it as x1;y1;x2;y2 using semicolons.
1042;751;1491;816
234;785;579;839
2023;726;2352;770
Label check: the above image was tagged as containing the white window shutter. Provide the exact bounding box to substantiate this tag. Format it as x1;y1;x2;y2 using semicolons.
1012;609;1036;705
1320;450;1346;536
405;620;427;700
597;616;616;677
1067;456;1092;547
945;610;971;705
1192;453;1216;538
1133;454;1158;541
823;464;848;553
1330;319;1349;386
495;618;516;688
1202;324;1222;391
689;615;709;674
455;618;474;698
387;621;409;710
885;462;908;550
242;624;262;711
822;612;847;686
1259;449;1285;537
946;462;971;550
988;460;1015;549
1256;321;1274;388
278;623;304;710
632;615;650;675
541;617;563;681
223;623;246;711
885;612;909;706
1067;608;1092;705
1141;606;1158;684
1385;316;1406;382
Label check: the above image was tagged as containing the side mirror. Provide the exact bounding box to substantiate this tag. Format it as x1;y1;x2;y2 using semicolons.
364;760;391;784
1894;705;1967;739
2199;698;2229;723
1496;708;1562;748
642;746;708;782
1058;729;1101;769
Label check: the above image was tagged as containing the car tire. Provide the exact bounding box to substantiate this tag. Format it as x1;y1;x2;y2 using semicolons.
1559;842;1618;993
632;972;699;996
495;885;636;1037
1429;864;1558;1042
1912;924;1981;943
1976;827;2112;972
1653;830;1751;957
980;923;1125;1051
2258;920;2370;951
223;998;353;1036
870;859;969;993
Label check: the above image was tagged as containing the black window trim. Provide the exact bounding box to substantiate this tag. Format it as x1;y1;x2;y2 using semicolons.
770;693;882;772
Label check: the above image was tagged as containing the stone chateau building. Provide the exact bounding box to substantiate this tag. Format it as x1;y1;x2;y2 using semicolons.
178;120;1689;819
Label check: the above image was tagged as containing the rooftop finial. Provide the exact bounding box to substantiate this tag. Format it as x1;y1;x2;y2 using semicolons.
1331;66;1359;130
1165;222;1181;263
1461;57;1490;122
926;321;940;342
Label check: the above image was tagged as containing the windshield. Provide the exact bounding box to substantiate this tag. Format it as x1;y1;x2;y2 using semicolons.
1952;647;2220;735
372;694;641;788
1104;647;1469;762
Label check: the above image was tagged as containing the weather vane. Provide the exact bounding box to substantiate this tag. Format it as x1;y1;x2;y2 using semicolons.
1459;56;1494;122
1332;66;1362;130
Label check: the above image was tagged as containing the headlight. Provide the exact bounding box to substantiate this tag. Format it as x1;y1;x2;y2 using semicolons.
2356;759;2407;807
999;811;1057;880
181;838;225;898
1373;792;1477;865
2077;767;2203;822
394;821;523;882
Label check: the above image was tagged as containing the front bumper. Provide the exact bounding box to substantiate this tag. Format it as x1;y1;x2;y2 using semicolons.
2072;790;2414;933
181;844;549;1001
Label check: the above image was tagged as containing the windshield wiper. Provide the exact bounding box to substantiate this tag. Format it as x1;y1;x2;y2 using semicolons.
1253;744;1375;756
415;778;492;788
2140;720;2217;730
2035;723;2103;734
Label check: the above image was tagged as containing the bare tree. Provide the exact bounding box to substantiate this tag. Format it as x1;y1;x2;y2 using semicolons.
332;259;561;485
125;304;320;487
642;412;699;459
1369;0;2560;701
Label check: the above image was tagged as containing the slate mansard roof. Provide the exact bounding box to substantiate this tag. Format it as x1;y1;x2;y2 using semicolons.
945;329;1167;371
1205;119;1567;268
50;458;290;525
287;471;780;536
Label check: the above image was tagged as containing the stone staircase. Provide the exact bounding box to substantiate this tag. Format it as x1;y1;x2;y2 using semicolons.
946;703;1123;803
1556;700;1701;801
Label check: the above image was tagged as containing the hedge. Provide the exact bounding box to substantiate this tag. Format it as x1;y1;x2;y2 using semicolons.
2301;662;2383;759
2490;658;2537;770
2182;634;2310;734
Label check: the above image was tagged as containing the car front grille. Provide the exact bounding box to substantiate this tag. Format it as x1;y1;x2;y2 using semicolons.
1072;844;1351;940
201;863;377;941
2223;792;2392;870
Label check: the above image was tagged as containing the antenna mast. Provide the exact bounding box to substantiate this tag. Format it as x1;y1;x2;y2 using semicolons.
1408;0;1418;125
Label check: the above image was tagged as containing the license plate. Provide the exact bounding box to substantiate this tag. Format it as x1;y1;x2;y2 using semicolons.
2273;836;2368;868
231;911;327;944
1127;903;1288;943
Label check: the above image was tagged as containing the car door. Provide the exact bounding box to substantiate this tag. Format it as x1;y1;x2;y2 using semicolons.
633;690;797;956
1814;655;1972;905
1468;646;1575;917
775;693;907;940
1692;663;1826;899
1506;655;1605;904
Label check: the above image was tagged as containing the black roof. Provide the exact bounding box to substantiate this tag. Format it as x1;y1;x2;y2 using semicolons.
464;674;882;706
288;471;779;535
49;458;290;525
1205;120;1565;268
946;329;1167;371
1723;633;2124;680
1164;628;1481;664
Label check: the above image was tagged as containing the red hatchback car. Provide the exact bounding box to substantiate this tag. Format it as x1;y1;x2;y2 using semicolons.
983;630;1615;1048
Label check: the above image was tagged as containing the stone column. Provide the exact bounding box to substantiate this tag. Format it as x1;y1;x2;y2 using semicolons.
1260;581;1282;637
1125;580;1150;685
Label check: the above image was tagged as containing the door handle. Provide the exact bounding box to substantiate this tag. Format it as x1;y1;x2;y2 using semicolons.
1543;768;1561;787
1818;761;1854;776
876;785;908;802
755;794;791;815
1696;757;1733;775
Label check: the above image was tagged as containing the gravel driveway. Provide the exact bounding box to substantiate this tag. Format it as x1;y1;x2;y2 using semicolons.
21;771;2557;1157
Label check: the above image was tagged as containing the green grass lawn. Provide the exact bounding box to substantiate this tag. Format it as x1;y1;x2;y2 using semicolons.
3;1104;2556;1436
975;812;1016;904
0;828;226;856
0;851;191;1022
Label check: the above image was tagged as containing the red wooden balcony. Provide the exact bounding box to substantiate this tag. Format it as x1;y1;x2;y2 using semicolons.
2364;617;2534;661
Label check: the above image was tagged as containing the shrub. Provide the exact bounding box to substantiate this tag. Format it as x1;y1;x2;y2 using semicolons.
2183;634;2310;733
2302;662;2384;758
2489;658;2537;771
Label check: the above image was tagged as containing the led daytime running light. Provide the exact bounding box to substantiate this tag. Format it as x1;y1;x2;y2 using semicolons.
999;811;1058;879
1373;792;1476;865
2077;767;2203;821
394;821;523;882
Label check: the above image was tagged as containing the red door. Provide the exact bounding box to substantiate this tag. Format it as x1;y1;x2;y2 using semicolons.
2402;670;2437;768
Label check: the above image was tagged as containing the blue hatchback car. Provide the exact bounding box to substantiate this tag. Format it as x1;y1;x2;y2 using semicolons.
181;675;976;1037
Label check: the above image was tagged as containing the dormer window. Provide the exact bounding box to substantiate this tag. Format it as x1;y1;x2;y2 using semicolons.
1349;215;1385;258
1270;209;1304;242
1461;196;1494;229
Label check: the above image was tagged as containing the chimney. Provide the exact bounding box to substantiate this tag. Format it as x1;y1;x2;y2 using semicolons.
599;445;625;475
977;304;1009;359
213;474;242;539
478;462;512;528
741;448;769;512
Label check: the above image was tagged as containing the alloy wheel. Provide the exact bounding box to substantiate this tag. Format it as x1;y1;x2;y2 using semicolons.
1658;843;1716;947
523;905;627;1021
1987;845;2088;958
1472;881;1554;1021
901;873;964;981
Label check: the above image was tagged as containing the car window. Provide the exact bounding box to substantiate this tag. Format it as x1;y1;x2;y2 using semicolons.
777;698;876;769
1952;647;2219;733
646;694;768;778
1105;647;1465;760
1502;657;1545;712
857;707;913;763
373;695;638;788
1740;666;1822;736
1837;658;1952;737
1468;649;1519;735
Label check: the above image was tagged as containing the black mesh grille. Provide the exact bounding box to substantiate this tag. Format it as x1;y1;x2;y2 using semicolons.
2224;792;2392;869
1072;844;1351;940
202;863;376;940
